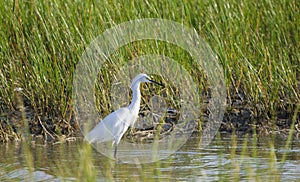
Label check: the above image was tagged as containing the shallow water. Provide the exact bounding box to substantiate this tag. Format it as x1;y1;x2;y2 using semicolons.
0;133;299;181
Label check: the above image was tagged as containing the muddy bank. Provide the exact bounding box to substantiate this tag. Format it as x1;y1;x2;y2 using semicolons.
0;90;299;143
220;91;299;136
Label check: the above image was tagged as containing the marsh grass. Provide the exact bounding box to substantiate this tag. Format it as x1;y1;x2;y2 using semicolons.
0;0;298;141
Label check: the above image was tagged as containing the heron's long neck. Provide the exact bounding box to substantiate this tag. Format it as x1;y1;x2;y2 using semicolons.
128;84;141;114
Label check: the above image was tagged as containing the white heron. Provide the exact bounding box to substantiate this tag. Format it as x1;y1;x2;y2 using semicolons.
84;73;163;158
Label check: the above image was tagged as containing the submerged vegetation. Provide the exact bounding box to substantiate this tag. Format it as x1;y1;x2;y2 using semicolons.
0;0;299;142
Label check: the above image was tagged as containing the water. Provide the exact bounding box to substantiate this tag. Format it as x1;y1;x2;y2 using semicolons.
0;134;299;181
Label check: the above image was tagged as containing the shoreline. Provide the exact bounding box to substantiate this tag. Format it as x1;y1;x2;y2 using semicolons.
1;91;299;143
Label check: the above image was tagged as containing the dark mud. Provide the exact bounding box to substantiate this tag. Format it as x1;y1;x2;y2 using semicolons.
0;89;299;143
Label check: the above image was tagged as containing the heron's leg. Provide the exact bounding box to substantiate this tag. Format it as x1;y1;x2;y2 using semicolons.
114;144;118;159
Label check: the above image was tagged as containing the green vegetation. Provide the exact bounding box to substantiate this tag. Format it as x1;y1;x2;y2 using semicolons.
0;0;299;142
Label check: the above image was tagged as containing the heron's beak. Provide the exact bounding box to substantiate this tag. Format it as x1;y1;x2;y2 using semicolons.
149;79;164;87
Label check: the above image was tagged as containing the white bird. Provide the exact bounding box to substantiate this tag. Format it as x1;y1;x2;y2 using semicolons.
84;73;163;158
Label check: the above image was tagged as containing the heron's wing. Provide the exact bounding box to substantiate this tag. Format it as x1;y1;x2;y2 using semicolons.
84;107;131;144
84;119;113;143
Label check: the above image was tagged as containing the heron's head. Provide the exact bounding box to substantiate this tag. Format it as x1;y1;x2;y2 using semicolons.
130;73;163;89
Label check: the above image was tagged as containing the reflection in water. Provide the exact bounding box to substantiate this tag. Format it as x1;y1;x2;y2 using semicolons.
2;168;63;182
0;134;299;181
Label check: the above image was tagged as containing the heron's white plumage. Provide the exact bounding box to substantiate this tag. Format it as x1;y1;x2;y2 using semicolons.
84;107;137;145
